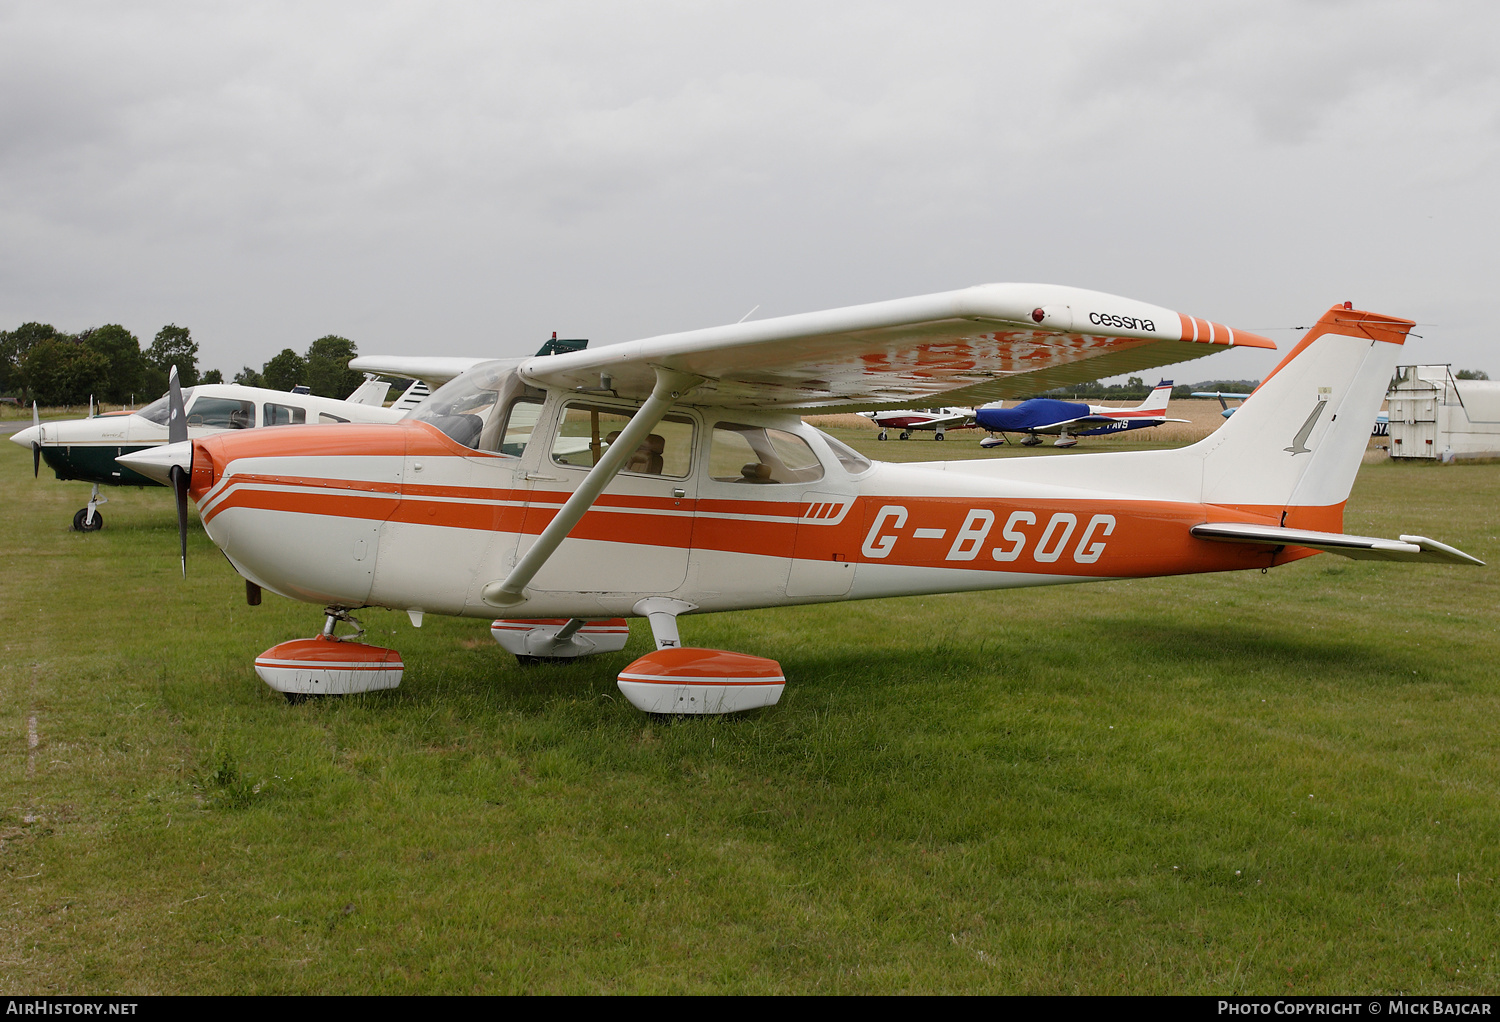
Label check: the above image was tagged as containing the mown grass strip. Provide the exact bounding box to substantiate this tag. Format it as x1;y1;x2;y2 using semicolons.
0;435;1496;993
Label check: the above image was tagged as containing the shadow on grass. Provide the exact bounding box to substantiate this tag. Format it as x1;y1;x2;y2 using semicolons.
269;609;1438;726
781;615;1431;698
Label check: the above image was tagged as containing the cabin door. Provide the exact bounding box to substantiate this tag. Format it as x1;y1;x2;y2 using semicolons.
519;398;697;594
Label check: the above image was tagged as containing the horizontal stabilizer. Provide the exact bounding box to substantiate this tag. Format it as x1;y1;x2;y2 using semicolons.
1191;523;1484;565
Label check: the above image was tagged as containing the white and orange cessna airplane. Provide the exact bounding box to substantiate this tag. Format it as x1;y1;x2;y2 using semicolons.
121;283;1482;714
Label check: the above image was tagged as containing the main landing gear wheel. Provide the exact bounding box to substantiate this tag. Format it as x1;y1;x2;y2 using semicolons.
935;432;946;441
491;619;631;664
255;608;404;701
877;430;888;441
899;431;911;440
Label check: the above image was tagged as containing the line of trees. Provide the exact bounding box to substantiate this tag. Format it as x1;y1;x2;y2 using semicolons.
1037;378;1260;401
231;336;363;399
0;323;210;406
1;323;364;406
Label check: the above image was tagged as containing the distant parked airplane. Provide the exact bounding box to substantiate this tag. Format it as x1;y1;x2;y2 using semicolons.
12;374;448;531
861;406;973;441
1193;390;1254;418
976;380;1185;448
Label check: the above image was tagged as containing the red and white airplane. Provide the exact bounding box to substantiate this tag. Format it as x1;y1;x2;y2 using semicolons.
861;406;974;442
120;284;1482;714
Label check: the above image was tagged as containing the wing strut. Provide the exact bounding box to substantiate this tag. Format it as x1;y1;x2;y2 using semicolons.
481;367;706;607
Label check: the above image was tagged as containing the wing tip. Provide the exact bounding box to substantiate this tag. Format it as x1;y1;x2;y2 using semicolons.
1175;313;1277;350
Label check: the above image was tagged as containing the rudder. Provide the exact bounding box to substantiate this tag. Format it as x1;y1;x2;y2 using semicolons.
1195;305;1413;529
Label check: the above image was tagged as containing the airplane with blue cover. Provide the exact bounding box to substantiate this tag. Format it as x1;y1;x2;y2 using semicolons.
975;379;1185;448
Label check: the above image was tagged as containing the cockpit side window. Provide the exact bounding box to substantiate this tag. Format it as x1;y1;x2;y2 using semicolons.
497;398;544;458
550;402;694;478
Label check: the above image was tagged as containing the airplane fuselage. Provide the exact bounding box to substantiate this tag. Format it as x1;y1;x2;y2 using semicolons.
13;383;409;488
188;407;1317;623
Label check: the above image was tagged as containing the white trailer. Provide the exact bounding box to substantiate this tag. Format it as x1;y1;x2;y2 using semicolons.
1387;365;1500;461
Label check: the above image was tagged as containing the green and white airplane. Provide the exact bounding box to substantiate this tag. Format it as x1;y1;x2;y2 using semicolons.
11;371;473;530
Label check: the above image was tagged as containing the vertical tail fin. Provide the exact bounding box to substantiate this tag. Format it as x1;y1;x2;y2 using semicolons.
1196;305;1413;529
1135;379;1174;415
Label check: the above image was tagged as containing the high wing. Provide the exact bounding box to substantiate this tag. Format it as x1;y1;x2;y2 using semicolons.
348;356;492;389
516;283;1274;412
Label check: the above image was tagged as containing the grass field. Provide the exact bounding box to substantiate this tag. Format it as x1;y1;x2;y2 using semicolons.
2;422;1497;994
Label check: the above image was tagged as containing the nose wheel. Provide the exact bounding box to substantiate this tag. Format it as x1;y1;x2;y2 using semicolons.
71;485;107;531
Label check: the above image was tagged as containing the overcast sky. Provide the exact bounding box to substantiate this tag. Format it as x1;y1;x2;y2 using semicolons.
2;0;1496;387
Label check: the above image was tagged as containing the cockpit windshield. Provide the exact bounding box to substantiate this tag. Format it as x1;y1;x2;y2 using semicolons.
409;359;529;451
137;389;195;426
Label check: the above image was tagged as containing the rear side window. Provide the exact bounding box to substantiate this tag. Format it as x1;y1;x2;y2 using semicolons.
188;397;254;429
710;423;824;484
817;430;872;475
263;403;306;426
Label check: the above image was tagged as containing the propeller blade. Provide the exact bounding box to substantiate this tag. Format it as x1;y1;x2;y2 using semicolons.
31;401;40;478
167;366;187;445
168;368;190;574
169;463;189;578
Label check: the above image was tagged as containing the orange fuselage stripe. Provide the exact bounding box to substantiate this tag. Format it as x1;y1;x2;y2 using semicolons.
201;467;1327;578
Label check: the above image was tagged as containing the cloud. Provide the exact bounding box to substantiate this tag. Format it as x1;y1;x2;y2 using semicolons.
0;0;1496;378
